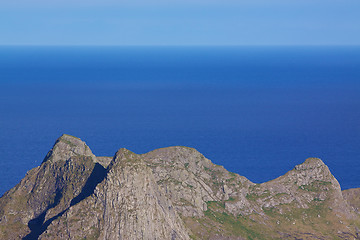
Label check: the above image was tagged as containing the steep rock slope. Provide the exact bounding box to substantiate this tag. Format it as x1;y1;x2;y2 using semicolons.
186;157;359;239
343;188;360;219
0;134;105;240
142;147;254;218
143;148;360;239
40;148;190;239
0;135;359;240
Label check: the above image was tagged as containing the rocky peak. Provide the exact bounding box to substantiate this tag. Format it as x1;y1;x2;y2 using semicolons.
294;157;325;170
289;157;337;187
114;148;139;163
0;135;103;240
143;146;206;162
1;136;359;240
142;146;252;218
106;148;141;171
38;147;191;240
142;146;215;176
43;134;96;163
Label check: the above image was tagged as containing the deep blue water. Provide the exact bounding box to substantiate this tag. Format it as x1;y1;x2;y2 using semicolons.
0;46;359;195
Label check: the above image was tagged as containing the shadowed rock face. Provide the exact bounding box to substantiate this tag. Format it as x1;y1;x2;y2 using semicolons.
0;135;359;240
39;149;190;240
0;135;105;240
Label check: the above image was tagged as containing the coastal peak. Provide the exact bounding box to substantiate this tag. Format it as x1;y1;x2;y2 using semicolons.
290;157;336;187
114;147;137;160
107;148;140;167
295;157;325;170
0;136;359;239
43;134;96;163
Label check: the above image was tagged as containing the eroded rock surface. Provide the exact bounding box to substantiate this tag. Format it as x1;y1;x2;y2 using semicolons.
142;147;252;218
40;148;190;239
43;134;96;163
0;135;359;240
0;134;104;240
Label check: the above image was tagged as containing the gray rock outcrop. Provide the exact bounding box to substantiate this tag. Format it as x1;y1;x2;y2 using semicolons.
0;135;359;240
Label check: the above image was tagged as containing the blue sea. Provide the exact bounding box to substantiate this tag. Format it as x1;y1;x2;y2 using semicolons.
0;46;359;195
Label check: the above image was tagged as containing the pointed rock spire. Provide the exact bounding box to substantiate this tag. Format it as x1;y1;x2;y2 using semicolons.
43;134;96;163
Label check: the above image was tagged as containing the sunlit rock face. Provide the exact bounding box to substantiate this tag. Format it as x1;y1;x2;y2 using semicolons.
0;135;104;240
0;135;359;240
43;134;97;163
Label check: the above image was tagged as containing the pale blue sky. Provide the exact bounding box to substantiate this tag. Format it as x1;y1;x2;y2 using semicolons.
0;0;359;45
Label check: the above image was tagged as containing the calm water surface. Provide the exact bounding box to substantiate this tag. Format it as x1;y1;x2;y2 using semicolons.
0;46;359;195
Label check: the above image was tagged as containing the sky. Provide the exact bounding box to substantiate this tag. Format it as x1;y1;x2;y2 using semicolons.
0;0;359;46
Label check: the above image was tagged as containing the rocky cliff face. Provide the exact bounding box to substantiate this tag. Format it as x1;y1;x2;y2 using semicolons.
0;135;359;240
0;134;105;240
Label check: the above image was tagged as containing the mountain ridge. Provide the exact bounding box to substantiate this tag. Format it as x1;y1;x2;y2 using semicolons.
0;134;359;239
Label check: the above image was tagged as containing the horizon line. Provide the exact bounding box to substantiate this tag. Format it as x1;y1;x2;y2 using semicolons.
1;44;360;47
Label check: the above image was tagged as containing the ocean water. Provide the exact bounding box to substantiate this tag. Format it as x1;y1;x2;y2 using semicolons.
0;46;359;196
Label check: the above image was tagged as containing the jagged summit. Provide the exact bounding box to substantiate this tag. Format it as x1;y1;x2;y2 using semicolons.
106;148;144;171
114;147;139;162
295;157;325;169
43;134;96;163
0;135;359;240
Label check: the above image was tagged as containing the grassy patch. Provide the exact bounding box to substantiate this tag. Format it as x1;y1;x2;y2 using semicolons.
157;178;182;185
203;202;267;239
298;180;332;192
60;139;77;147
226;197;237;202
246;190;270;201
229;172;236;177
262;207;278;217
